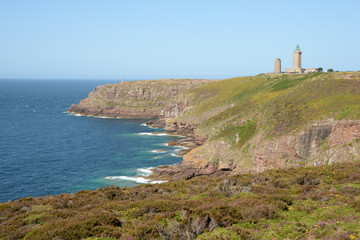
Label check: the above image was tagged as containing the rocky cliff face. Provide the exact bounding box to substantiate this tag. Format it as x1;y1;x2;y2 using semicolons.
68;79;211;118
151;119;360;180
252;120;360;173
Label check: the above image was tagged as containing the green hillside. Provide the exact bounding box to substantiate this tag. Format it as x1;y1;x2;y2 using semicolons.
174;72;360;168
180;72;360;138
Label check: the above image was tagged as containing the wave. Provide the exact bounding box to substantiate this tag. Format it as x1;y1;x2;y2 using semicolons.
136;132;153;136
176;146;189;149
151;149;167;153
70;113;83;117
140;123;155;129
140;122;160;129
171;153;182;157
137;167;154;176
93;116;117;119
105;176;166;184
173;146;189;153
136;132;169;136
65;112;120;119
154;133;170;136
136;132;184;137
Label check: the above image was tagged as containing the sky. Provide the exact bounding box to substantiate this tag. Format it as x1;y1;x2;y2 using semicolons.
0;0;359;80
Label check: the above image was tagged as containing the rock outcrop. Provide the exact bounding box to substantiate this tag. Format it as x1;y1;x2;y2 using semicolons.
153;119;360;180
150;147;225;181
253;120;360;172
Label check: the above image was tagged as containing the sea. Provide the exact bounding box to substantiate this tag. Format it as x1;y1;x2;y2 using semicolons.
0;79;184;203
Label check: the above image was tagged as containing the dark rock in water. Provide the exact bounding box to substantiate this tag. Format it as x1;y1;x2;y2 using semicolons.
146;119;166;129
168;138;197;148
175;149;190;156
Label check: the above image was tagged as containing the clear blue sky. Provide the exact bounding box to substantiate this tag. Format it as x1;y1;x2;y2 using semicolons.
0;0;359;80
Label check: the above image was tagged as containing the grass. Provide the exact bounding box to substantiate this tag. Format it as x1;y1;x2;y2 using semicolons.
179;72;360;135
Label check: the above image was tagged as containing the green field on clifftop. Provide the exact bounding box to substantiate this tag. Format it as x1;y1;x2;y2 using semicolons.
179;72;360;139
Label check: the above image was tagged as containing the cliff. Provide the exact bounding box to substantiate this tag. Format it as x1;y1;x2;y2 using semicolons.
68;72;360;179
68;79;212;118
159;72;360;178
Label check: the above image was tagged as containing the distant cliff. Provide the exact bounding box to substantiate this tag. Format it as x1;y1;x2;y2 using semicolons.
68;72;360;178
68;79;212;118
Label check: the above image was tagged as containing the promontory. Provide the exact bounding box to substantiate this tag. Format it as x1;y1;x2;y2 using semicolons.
68;72;360;179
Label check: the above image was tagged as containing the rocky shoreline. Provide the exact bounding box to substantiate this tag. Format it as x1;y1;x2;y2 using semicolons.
66;109;219;181
144;118;231;181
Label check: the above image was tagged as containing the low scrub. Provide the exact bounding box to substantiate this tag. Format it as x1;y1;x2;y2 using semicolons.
1;162;360;239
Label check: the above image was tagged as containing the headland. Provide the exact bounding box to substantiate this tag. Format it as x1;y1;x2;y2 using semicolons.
68;72;360;181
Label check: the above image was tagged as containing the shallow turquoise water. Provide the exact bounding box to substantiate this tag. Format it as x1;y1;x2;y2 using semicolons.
0;80;183;202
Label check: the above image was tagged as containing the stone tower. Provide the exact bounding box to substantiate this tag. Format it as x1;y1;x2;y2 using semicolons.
293;44;302;70
274;58;281;73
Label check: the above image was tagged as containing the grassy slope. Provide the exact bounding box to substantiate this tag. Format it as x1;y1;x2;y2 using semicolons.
175;72;360;165
1;162;360;239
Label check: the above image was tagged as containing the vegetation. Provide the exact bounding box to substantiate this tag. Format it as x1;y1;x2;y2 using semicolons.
175;71;360;164
179;72;360;137
1;162;360;239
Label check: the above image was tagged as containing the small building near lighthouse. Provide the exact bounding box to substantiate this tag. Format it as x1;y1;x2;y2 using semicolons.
275;44;318;74
274;58;281;74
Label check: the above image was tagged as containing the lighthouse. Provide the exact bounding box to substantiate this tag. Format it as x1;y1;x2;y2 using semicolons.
293;44;302;71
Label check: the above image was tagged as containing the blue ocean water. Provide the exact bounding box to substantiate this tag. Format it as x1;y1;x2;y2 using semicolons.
0;80;183;203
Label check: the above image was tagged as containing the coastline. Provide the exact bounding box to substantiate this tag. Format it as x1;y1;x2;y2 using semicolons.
67;110;202;183
67;110;209;182
65;72;360;185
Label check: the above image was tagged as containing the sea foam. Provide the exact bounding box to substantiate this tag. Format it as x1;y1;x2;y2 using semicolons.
171;153;182;157
151;149;167;153
137;167;154;176
136;132;167;136
136;132;153;136
140;123;159;129
105;176;166;184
